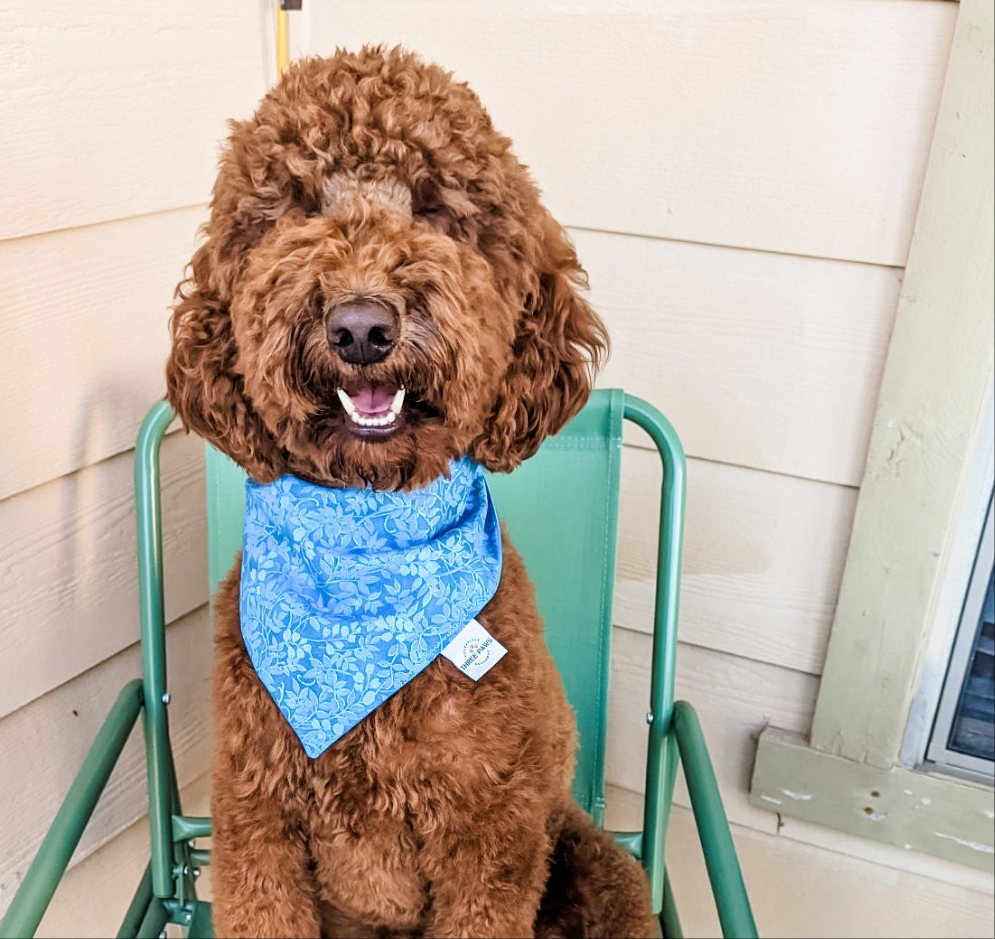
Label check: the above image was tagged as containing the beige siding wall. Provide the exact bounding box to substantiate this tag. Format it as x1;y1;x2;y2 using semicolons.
2;2;992;938
0;1;270;931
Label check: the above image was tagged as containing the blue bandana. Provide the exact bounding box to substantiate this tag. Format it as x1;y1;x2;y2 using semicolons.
239;458;503;758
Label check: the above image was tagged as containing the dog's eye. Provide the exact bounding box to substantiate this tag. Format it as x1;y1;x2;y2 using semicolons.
289;180;321;217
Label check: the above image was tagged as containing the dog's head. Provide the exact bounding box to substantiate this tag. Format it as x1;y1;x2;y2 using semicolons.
166;46;607;489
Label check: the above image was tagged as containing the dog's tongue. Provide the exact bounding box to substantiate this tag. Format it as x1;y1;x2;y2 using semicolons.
351;383;396;416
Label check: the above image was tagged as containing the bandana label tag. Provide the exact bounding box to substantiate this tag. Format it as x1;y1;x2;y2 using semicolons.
441;619;507;681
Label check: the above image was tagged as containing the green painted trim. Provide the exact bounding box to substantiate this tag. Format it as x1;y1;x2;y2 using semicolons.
809;0;995;768
751;728;995;873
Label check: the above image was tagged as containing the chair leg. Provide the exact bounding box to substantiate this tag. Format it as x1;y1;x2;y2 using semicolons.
116;864;154;939
660;867;683;938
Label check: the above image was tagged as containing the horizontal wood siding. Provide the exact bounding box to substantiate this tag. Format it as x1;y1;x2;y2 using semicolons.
1;0;267;240
0;607;213;910
606;790;995;939
310;0;955;266
579;229;902;486
616;448;857;675
0;0;268;923
0;433;208;719
0;208;206;500
34;775;212;939
605;627;818;833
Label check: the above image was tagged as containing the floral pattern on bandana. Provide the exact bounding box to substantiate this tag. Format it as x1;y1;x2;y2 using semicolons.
240;458;503;758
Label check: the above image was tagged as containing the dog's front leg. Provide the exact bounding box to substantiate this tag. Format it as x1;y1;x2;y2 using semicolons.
207;582;322;938
210;787;322;938
420;814;552;939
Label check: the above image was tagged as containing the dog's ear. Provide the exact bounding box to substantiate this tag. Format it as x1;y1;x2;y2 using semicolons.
473;212;609;472
165;239;282;480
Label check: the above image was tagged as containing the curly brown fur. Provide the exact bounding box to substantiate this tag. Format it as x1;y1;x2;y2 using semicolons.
167;46;655;938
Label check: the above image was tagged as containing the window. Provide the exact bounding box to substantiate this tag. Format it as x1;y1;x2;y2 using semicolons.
927;496;995;779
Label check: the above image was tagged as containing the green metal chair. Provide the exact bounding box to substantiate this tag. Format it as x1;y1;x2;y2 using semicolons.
0;389;757;939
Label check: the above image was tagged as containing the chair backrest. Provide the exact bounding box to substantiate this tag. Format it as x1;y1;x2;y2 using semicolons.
205;388;627;822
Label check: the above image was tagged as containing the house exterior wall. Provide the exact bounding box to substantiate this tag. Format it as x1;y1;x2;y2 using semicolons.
0;1;272;932
1;2;991;937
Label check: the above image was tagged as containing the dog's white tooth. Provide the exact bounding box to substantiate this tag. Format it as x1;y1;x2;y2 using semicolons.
336;389;356;415
390;388;406;414
344;402;398;428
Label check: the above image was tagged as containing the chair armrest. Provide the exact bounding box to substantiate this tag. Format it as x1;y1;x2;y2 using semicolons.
672;700;758;939
0;680;145;939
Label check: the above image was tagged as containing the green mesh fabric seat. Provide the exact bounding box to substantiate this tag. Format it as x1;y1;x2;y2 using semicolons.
1;389;757;939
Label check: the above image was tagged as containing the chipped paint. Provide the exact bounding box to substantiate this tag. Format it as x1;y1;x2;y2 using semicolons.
933;832;994;854
760;795;783;806
753;725;995;873
984;809;994;819
903;789;913;796
920;797;932;806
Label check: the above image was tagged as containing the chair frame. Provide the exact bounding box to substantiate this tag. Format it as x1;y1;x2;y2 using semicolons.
1;393;757;939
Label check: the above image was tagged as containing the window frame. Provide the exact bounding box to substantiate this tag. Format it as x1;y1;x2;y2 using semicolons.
925;495;995;778
901;415;994;774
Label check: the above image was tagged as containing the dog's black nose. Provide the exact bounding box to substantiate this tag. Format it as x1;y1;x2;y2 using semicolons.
326;299;398;365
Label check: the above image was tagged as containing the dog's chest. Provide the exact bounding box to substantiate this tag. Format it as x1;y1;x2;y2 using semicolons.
328;657;485;775
298;660;502;876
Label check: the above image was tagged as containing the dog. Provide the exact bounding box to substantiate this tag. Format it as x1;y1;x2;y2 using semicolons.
165;45;657;939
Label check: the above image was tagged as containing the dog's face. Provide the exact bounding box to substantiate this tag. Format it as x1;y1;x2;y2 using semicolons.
167;46;607;489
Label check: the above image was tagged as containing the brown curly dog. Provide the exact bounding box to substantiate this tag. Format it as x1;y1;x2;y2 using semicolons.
166;45;657;939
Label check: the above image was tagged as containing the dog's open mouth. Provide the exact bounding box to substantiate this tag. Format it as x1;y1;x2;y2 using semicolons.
336;382;406;437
